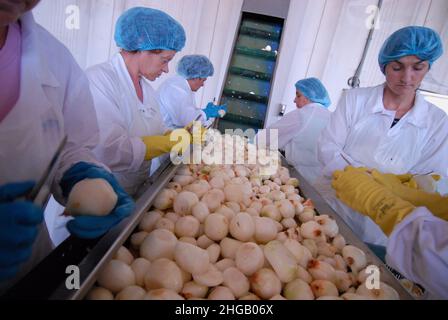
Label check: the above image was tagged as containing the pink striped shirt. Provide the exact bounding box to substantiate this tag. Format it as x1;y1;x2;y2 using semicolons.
0;22;22;123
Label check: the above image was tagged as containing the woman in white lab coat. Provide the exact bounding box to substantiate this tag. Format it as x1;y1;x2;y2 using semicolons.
332;167;448;299
158;54;227;129
265;78;331;184
316;26;447;246
0;1;134;291
87;7;187;196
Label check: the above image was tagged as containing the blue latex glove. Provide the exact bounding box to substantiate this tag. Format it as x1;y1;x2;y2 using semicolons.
203;102;228;120
60;162;135;239
0;182;44;281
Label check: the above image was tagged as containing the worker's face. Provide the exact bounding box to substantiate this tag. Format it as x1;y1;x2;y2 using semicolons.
188;78;207;92
385;55;429;96
294;90;310;108
0;0;40;26
138;50;176;81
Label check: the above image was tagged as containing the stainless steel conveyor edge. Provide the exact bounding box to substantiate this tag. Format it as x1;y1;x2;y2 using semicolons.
49;159;180;300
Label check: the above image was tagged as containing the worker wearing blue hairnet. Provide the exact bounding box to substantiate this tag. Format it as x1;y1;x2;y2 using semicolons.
85;7;187;197
47;7;186;245
158;55;227;129
0;1;134;291
258;77;331;184
316;26;448;249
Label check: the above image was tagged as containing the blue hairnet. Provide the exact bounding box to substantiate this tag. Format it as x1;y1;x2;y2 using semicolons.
177;55;214;79
295;78;331;108
378;26;443;74
115;7;186;52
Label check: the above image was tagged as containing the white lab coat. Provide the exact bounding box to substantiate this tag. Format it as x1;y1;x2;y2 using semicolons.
266;103;330;184
318;84;448;176
87;53;167;196
387;207;448;299
0;13;101;291
315;84;448;246
157;75;208;129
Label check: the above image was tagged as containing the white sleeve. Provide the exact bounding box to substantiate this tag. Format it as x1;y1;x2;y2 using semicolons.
89;75;146;175
317;90;357;177
386;207;448;299
411;112;448;178
271;112;305;150
160;85;204;128
52;58;105;201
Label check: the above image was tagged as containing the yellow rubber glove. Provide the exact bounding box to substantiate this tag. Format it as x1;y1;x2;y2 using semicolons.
371;170;448;220
390;173;440;190
332;166;415;235
141;129;191;161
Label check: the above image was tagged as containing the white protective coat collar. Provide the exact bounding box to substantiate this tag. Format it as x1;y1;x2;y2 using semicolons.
368;84;428;128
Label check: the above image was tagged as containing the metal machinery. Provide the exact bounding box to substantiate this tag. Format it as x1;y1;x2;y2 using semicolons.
217;0;290;133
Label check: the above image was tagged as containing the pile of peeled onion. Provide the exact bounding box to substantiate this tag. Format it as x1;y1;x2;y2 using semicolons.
88;154;400;300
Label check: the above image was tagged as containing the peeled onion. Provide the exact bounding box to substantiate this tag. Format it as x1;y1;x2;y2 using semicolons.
197;234;214;249
173;191;199;215
300;220;323;240
140;229;177;261
153;188;176;210
235;242;264;276
66;178;117;216
204;188;226;207
315;215;339;238
144;289;184;300
131;258;151;287
283;239;312;268
260;204;281;221
172;175;194;187
181;281;208;299
204;213;229;241
356;282;399;300
97;259;136;293
86;287;114;300
116;286;146;300
193;264;224;287
223;267;250;298
250;268;282;299
263;240;298;283
342;245;367;272
114;246;134;265
307;259;336;282
229;212;255;241
174;241;209;275
215;258;236;272
144;258;183;293
253;217;278;244
207;243;221;264
164;212;180;224
208;286;235;300
276;199;295;218
183;181;209;198
283;279;314;300
155;218;175;232
139;211;162;232
174;216;200;238
310;280;339;298
191;201;210;223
